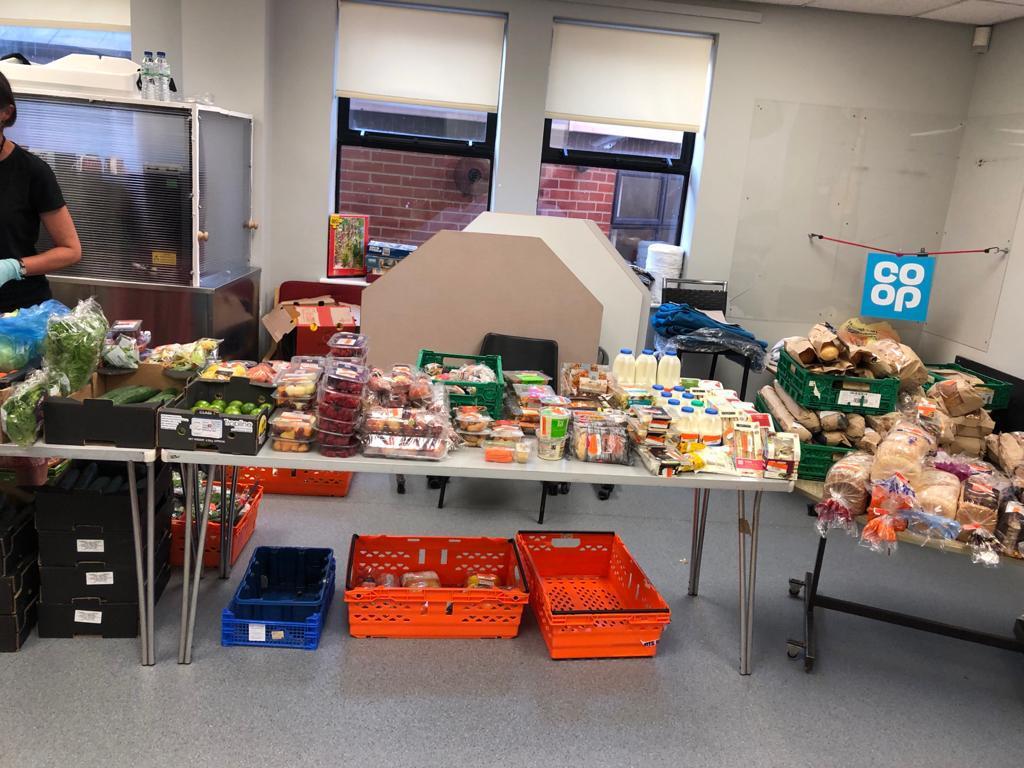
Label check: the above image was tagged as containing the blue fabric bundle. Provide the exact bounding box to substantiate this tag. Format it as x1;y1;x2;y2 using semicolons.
651;303;767;349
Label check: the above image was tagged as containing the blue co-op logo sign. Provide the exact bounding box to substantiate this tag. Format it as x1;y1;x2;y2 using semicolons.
860;253;935;323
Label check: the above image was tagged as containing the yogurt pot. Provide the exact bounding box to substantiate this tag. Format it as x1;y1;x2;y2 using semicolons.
537;436;567;461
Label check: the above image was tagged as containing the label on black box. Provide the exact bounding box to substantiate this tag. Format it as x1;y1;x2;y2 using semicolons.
248;623;266;642
76;539;104;553
86;571;114;586
160;413;186;430
190;417;223;440
74;609;102;624
224;417;253;434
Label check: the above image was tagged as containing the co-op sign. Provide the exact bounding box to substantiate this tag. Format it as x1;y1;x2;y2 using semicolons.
860;252;935;323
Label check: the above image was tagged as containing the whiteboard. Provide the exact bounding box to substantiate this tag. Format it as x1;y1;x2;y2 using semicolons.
729;100;961;332
925;113;1024;351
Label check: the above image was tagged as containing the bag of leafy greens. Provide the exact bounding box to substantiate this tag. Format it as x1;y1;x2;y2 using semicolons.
43;297;109;392
0;299;68;372
1;369;69;446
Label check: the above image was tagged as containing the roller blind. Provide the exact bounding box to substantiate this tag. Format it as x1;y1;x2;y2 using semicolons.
546;22;712;132
337;2;505;112
0;0;130;30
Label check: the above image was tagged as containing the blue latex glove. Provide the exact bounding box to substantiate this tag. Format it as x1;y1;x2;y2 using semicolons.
0;259;22;288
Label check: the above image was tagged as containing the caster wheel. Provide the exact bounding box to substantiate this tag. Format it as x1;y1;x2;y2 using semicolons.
598;490;611;501
427;477;442;490
788;579;804;598
547;484;558;496
559;482;570;494
786;642;802;659
396;481;406;495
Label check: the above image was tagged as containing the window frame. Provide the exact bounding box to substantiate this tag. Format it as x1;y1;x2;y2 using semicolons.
336;97;498;216
539;118;694;250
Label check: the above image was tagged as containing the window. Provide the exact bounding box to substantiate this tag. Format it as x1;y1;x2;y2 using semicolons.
0;25;131;64
337;98;496;247
537;21;710;263
335;2;505;249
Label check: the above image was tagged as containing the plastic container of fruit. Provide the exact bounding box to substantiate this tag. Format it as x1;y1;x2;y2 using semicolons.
361;407;448;437
361;433;448;461
323;361;370;393
270;436;316;453
326;332;367;359
318;414;357;435
318;386;362;409
317;401;359;422
320;442;358;458
272;392;315;411
270;410;317;439
320;429;358;447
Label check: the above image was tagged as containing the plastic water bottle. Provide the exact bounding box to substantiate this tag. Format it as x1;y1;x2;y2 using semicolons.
141;51;155;100
155;51;171;101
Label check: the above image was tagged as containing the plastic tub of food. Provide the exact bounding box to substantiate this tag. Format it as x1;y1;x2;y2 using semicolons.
271;436;316;453
324;360;370;389
326;332;367;359
362;407;448;437
489;423;525;445
453;408;492;433
537;436;567;461
319;386;363;409
321;443;358;458
320;429;358;447
317;401;359;423
270;410;317;440
272;392;316;411
318;414;357;435
483;440;514;463
362;433;448;461
457;429;491;447
274;372;319;400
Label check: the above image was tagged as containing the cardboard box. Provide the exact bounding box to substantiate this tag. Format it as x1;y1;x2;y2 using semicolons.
43;363;183;449
34;462;172;532
157;378;274;455
0;597;36;652
37;563;170;639
0;503;36;577
40;531;169;604
0;553;38;614
366;240;416;276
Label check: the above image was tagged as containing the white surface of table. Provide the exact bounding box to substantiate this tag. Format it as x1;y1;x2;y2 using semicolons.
162;442;793;493
0;441;157;463
318;276;371;288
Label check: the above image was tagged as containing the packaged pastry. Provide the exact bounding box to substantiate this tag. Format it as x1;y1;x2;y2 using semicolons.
489;422;526;445
270;410;317;440
457;429;491;447
361;407;449;437
325;331;367;359
453;407;493;433
401;570;441;589
367;365;439;408
513;383;556;407
465;572;501;589
362;433;448;461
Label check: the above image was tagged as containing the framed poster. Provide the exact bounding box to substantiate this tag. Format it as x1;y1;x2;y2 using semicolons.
327;214;369;277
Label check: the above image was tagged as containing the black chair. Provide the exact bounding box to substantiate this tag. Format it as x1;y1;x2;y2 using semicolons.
659;278;753;399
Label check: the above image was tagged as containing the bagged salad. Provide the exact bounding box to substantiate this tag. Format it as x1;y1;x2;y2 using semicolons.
43;297;108;392
1;369;70;446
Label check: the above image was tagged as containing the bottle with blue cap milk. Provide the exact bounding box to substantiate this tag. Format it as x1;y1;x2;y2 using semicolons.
699;406;723;446
676;405;700;442
651;383;665;400
634;349;658;387
657;346;681;387
612;348;636;385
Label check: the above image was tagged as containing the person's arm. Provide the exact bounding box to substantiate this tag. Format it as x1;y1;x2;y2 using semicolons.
20;206;82;275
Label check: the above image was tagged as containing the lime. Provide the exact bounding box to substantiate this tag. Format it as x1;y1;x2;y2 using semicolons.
210;399;227;411
239;402;256;414
228;400;243;409
193;400;210;409
224;406;242;415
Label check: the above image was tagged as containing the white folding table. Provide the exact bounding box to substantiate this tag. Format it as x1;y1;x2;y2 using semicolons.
0;441;160;666
165;443;792;674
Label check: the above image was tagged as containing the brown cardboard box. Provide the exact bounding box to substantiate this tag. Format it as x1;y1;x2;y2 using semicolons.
952;410;995;439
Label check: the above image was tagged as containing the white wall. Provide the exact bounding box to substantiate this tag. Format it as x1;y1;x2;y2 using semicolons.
919;17;1024;378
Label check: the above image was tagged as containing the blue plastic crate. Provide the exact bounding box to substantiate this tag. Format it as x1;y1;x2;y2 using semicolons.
221;546;336;650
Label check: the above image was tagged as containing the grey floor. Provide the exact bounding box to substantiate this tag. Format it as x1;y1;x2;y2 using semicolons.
3;473;1022;768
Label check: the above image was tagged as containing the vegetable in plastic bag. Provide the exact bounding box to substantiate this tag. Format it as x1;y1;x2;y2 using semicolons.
1;369;69;446
0;299;68;371
43;297;108;391
102;334;140;370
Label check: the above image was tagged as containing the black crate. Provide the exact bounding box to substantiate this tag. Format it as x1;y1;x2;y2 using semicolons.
157;378;274;455
37;563;170;638
34;462;172;533
0;597;36;652
0;503;36;577
39;531;170;604
0;554;38;615
37;505;171;568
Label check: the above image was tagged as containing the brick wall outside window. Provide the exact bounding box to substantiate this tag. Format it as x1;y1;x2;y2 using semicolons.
536;164;617;235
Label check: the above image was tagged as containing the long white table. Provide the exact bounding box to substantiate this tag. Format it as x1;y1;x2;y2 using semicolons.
164;442;793;674
0;442;160;666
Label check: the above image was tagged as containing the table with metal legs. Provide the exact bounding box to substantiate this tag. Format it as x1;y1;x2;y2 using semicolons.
166;445;789;672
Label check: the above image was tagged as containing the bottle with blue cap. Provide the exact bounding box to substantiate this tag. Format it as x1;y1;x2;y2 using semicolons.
612;347;636;385
651;383;665;399
657;345;681;387
699;406;723;446
676;405;700;442
634;348;658;387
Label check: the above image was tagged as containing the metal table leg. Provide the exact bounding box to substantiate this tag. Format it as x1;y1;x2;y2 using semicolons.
126;461;148;666
178;463;195;663
220;466;239;579
688;488;710;597
183;464;216;664
145;462;156;665
737;490;762;675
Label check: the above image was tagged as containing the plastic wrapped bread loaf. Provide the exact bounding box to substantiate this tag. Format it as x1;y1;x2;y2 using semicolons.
912;468;961;519
815;451;875;534
870;419;937;485
758;385;812;443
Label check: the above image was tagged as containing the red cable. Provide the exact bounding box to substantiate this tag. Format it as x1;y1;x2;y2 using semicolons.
808;233;999;257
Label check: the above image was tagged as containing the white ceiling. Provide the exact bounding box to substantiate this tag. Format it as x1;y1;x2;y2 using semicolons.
751;0;1024;24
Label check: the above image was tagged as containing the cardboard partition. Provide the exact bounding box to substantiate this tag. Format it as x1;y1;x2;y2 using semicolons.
360;231;603;370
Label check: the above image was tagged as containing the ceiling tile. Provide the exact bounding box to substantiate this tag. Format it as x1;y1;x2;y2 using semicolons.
807;0;953;14
921;0;1024;22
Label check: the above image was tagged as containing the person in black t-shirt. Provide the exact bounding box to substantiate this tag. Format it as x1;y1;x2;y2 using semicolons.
0;72;82;313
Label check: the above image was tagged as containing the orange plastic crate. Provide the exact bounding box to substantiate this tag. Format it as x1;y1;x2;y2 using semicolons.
515;531;671;659
343;534;528;639
228;467;352;497
171;485;262;568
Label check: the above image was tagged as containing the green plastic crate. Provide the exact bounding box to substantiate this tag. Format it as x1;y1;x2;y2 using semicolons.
776;348;898;416
416;349;505;419
925;363;1011;410
754;392;853;481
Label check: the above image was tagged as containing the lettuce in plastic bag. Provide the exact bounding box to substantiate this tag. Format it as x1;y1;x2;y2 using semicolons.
1;369;70;446
43;297;108;391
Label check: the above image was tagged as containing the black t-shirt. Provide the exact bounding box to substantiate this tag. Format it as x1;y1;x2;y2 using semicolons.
0;144;66;311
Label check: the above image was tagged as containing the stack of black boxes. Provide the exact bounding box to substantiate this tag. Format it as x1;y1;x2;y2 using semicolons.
0;499;39;652
35;461;172;638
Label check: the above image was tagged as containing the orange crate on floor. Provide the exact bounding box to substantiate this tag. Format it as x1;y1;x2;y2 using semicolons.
171;485;263;568
229;467;352;497
515;531;670;659
343;534;528;639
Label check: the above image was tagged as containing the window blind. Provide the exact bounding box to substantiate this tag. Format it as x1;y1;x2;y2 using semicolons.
545;22;712;133
0;0;130;30
337;2;505;112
